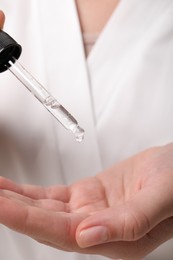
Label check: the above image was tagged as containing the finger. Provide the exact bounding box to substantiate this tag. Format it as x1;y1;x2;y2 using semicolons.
0;177;69;202
76;186;173;247
0;177;46;198
84;217;173;259
0;196;86;251
0;10;5;28
0;189;68;212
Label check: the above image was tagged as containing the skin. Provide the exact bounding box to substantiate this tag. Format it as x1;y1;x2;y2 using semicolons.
0;10;5;27
75;0;120;33
1;8;173;260
0;144;173;259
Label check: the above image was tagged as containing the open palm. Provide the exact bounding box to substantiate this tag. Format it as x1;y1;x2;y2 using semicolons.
0;144;173;259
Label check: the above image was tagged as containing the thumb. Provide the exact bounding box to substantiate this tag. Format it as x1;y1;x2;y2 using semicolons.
76;187;173;248
0;10;5;29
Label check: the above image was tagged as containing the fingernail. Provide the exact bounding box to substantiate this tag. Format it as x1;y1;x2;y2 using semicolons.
79;226;109;247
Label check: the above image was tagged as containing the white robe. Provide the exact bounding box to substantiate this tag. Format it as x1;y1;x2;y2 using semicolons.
0;0;173;259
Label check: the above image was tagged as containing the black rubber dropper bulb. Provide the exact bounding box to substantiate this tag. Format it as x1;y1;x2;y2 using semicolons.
0;30;22;72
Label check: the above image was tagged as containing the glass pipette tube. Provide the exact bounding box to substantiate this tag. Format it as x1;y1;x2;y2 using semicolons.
7;58;84;142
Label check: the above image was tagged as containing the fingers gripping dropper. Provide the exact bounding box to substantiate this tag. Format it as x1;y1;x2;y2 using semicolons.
0;30;84;142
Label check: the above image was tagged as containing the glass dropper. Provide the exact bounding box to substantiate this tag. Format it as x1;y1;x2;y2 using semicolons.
0;30;84;142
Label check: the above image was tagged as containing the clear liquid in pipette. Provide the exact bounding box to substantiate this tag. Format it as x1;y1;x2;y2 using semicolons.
43;96;85;142
7;59;85;142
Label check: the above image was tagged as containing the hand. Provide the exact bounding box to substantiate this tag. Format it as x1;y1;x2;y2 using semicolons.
0;144;173;259
0;10;5;28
